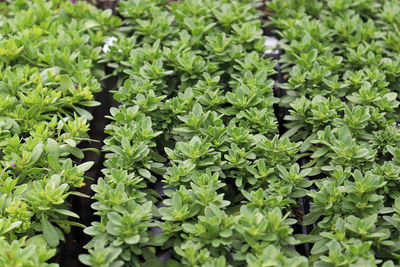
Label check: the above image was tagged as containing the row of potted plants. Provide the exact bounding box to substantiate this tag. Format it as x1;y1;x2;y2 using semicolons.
267;0;400;265
0;0;119;265
81;0;310;266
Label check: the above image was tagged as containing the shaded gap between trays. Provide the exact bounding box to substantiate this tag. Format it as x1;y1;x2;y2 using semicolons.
264;33;313;256
56;68;118;267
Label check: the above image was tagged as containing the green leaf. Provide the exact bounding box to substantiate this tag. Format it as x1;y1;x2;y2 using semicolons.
380;207;395;214
69;191;90;198
77;161;94;173
64;146;85;159
41;216;59;248
27;105;40;118
52;219;86;229
30;142;44;165
82;20;101;31
73;106;93;120
124;235;140;245
138;168;152;179
220;229;232;238
54;209;79;218
47;138;61;170
310;238;330;255
301;212;320;225
80;101;100;107
294;234;321;243
60;75;75;95
3;221;22;234
282;124;302;138
48;155;60;171
47;138;60;158
64;139;76;147
311;147;329;158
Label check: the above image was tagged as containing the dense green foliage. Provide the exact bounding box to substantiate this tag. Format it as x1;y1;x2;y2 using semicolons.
82;0;310;266
0;0;119;265
268;0;400;265
4;0;400;266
